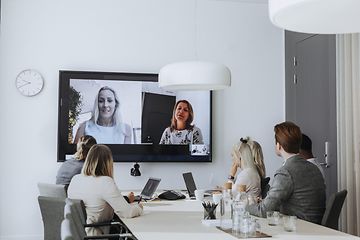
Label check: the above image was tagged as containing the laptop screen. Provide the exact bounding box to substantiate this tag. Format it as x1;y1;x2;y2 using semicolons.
140;177;161;199
182;172;197;198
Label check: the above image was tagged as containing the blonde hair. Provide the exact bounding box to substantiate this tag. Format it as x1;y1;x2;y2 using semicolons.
232;139;257;170
240;142;257;170
82;144;114;178
231;142;241;164
92;86;125;134
74;135;97;161
247;140;266;178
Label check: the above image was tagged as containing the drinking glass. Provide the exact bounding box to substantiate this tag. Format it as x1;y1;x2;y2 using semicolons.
267;211;280;226
283;215;297;232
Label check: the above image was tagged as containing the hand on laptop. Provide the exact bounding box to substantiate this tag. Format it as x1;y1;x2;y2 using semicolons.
127;192;135;203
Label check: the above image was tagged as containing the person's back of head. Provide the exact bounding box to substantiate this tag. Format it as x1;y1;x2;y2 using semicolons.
274;121;302;154
82;144;114;178
299;134;314;159
74;135;97;160
238;138;257;170
247;140;266;178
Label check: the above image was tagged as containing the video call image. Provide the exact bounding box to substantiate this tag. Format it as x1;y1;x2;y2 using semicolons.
69;79;210;155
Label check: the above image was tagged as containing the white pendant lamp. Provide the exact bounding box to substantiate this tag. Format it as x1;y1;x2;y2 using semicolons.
269;0;360;34
158;61;231;91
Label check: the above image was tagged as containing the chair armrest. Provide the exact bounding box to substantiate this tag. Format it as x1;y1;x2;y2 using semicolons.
84;221;123;227
84;233;134;239
84;221;129;234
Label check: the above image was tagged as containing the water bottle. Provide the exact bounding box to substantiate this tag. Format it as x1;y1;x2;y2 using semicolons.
239;212;251;238
220;182;233;230
232;185;248;235
232;201;243;235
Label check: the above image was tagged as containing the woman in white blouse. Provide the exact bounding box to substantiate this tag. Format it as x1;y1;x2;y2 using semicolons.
159;100;203;145
68;144;143;236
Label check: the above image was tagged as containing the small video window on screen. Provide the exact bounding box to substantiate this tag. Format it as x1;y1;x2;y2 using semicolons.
68;79;211;155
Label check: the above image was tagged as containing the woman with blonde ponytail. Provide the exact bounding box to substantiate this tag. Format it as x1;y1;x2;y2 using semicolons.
229;138;261;198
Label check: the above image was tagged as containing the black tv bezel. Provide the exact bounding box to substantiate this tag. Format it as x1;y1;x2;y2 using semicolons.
57;70;212;163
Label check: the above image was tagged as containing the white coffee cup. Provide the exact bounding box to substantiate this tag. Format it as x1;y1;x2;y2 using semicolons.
212;193;222;204
194;189;205;201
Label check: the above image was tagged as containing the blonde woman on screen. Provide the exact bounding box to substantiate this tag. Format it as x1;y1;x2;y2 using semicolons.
68;144;143;236
74;86;132;144
159;100;203;145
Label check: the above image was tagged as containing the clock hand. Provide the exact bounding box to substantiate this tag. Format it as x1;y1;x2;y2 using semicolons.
22;80;31;84
17;82;31;88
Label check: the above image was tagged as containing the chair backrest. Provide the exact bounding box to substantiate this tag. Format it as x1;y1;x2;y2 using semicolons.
261;177;270;199
63;198;135;240
62;200;85;240
38;182;67;199
38;196;66;240
61;217;77;240
67;199;87;224
321;189;348;230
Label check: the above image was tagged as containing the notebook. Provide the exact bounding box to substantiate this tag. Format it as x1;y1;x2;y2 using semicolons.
135;177;161;201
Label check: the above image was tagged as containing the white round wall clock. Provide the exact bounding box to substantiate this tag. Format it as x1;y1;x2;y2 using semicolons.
15;69;44;97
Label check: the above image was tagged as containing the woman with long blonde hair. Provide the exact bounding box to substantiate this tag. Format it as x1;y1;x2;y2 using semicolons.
247;140;266;179
228;137;266;180
229;138;262;198
68;144;142;236
74;86;132;144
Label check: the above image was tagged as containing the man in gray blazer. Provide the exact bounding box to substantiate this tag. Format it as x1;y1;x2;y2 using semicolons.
247;122;326;224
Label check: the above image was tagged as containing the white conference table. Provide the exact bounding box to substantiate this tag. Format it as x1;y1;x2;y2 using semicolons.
121;198;359;240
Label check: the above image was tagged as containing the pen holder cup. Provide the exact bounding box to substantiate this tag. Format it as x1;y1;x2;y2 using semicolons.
203;204;217;220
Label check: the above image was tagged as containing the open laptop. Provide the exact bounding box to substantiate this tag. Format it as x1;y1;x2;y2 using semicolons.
183;172;218;199
135;177;161;201
182;172;198;199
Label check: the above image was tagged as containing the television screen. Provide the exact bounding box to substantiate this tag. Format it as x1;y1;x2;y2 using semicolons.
58;70;212;162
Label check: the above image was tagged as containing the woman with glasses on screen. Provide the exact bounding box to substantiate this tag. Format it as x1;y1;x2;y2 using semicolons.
159;99;203;145
68;144;143;237
74;86;132;144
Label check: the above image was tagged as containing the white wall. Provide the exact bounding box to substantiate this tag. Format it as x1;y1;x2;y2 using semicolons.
0;0;284;239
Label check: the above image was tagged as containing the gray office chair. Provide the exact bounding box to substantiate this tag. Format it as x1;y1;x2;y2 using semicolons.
38;196;66;240
321;189;348;230
61;216;77;240
62;199;134;240
37;182;67;199
261;177;270;199
65;198;127;234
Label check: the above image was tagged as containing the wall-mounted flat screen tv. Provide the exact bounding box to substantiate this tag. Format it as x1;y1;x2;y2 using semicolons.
57;70;212;162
